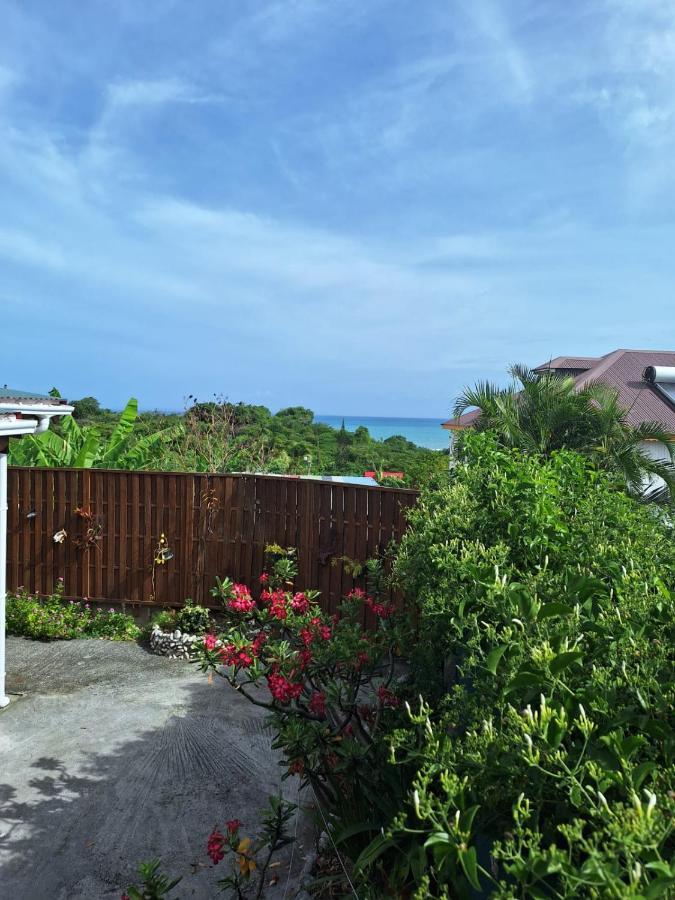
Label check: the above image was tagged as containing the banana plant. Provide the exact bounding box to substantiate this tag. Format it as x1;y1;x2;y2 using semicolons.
8;398;182;470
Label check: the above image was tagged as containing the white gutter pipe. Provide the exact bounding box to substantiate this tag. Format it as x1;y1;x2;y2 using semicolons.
0;451;9;707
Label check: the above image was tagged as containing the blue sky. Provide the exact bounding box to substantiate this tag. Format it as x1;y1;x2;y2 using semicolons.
2;0;675;416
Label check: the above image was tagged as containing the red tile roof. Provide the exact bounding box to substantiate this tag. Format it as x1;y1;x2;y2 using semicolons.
442;349;675;434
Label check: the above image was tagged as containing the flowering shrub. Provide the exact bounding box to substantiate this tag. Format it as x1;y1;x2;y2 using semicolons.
6;579;140;641
196;547;411;825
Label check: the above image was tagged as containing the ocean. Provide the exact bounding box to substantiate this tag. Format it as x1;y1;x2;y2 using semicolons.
315;415;448;451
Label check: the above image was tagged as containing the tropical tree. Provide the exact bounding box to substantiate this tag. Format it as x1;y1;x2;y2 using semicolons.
8;398;181;470
454;364;675;497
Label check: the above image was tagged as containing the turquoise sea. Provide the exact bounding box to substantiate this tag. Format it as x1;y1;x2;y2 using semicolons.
315;415;448;450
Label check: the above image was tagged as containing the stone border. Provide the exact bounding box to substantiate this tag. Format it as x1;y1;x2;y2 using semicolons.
149;625;211;659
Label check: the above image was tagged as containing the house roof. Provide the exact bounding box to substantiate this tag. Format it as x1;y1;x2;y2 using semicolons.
0;386;69;406
442;349;675;434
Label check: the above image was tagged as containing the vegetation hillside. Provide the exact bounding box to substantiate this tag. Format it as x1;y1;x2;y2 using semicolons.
10;394;446;487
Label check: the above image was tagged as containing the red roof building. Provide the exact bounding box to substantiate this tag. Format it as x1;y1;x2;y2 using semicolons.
442;349;675;437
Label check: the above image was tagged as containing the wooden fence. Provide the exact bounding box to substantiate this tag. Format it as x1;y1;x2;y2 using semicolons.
6;468;419;616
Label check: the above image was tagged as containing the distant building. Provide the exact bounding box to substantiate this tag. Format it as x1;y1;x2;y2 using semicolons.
442;349;675;469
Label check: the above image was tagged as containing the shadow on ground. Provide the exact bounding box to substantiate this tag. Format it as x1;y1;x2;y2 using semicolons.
0;638;315;899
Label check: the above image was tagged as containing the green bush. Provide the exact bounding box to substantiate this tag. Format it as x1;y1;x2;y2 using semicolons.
6;580;140;641
384;433;675;896
174;600;211;635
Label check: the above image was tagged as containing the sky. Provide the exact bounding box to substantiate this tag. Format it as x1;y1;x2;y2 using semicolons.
2;0;675;417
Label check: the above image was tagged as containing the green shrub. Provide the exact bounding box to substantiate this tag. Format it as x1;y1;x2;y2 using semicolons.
6;580;140;641
174;600;211;635
383;433;675;896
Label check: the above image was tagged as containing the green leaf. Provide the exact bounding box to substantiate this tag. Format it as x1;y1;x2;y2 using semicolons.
354;833;393;871
333;820;380;844
100;397;138;463
506;670;543;694
424;832;451;849
538;602;575;620
632;761;657;789
549;650;583;675
458;845;481;890
486;644;509;675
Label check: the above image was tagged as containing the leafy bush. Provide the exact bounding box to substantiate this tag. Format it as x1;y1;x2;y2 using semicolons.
386;433;675;896
6;580;140;641
174;600;211;635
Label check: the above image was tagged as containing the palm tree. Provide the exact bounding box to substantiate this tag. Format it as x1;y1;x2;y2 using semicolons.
454;365;675;498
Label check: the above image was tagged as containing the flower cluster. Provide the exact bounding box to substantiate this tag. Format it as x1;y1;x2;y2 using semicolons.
291;592;310;614
228;584;255;614
267;672;303;704
206;819;247;867
220;643;254;668
203;633;218;651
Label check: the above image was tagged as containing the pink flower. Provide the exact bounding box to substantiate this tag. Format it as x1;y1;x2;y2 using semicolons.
220;644;253;668
226;819;241;835
228;583;255;614
268;673;303;704
204;634;218;651
259;572;270;585
291;592;310;614
207;827;226;864
346;587;365;600
269;591;288;620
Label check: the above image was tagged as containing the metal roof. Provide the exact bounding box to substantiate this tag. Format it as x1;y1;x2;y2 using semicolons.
442;349;675;434
0;386;69;405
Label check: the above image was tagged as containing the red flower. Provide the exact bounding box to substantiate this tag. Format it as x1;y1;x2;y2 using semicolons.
268;672;303;704
203;634;218;651
228;584;255;614
346;588;366;600
291;592;310;614
343;723;354;737
308;691;326;717
251;632;267;656
366;596;393;619
299;626;314;647
269;590;288;620
220;644;253;669
319;625;332;641
259;572;270;585
288;759;304;775
377;685;400;708
227;819;242;834
207;827;226;864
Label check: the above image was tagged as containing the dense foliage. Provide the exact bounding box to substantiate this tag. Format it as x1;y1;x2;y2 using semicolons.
6;580;140;641
10;393;445;485
196;435;674;898
455;364;675;497
391;433;675;896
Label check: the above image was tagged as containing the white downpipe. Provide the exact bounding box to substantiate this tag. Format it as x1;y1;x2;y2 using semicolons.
0;451;9;707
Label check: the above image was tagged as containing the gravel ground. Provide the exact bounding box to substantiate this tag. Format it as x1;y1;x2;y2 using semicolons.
0;637;315;899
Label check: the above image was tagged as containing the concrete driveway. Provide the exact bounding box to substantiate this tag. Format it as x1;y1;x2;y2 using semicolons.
0;637;314;899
